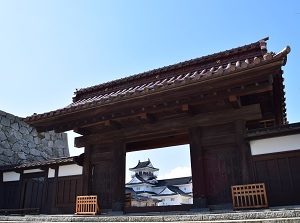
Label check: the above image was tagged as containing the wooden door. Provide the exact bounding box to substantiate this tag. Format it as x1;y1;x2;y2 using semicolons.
204;147;242;205
91;163;114;210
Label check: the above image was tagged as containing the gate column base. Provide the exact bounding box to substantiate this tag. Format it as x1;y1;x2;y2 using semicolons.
112;202;123;212
192;197;207;209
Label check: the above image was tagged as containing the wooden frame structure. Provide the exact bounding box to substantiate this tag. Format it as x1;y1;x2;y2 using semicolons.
75;195;99;215
23;38;290;212
231;183;268;210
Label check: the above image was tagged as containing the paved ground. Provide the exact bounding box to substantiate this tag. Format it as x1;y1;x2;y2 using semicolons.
0;206;300;222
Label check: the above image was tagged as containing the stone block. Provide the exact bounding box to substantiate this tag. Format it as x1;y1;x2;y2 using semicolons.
30;148;41;156
44;133;50;140
12;142;21;152
0;141;10;149
41;152;49;159
0;132;7;141
13;131;23;140
21;146;30;154
54;140;65;148
0;155;10;164
63;147;70;157
48;141;54;147
17;152;27;160
62;133;68;140
25;134;34;143
34;136;41;144
19;126;29;135
28;142;36;149
5;113;15;121
4;149;14;157
11;122;19;131
19;120;29;128
0;117;10;126
0;110;7;117
31;129;38;137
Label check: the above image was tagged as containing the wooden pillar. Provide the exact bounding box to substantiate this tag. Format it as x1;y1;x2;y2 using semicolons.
189;127;207;209
82;146;92;195
234;119;254;184
112;140;126;212
50;166;59;214
41;168;49;213
17;170;24;209
0;171;3;208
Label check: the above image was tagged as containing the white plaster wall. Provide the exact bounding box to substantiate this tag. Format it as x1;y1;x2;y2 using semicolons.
133;185;148;191
48;168;55;178
157;195;180;206
24;169;43;174
250;134;300;155
3;171;20;182
179;184;192;193
58;164;82;177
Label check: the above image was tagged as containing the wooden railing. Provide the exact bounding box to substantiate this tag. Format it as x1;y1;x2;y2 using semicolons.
231;183;268;210
75;195;100;215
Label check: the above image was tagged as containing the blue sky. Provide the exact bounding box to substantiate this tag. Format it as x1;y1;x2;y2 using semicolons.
1;1;300;182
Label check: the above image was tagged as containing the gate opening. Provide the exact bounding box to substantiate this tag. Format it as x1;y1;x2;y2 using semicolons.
125;144;192;207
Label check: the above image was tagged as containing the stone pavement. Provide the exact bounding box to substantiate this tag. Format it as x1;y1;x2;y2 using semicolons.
0;206;300;222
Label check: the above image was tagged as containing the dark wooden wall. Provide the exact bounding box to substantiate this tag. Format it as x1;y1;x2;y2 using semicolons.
253;150;300;206
3;181;19;209
55;175;83;214
1;174;82;214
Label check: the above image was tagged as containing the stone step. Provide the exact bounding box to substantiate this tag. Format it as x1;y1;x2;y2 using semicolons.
0;209;299;222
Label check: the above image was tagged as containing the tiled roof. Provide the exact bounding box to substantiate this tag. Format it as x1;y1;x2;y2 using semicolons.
129;159;158;171
73;39;266;98
136;191;157;196
154;185;191;197
0;156;77;171
23;38;290;123
155;176;192;187
247;122;300;140
126;174;156;185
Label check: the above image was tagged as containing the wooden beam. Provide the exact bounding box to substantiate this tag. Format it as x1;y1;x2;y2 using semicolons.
126;134;189;152
75;104;262;148
105;120;121;130
139;113;156;124
74;127;90;135
229;95;241;109
182;104;195;116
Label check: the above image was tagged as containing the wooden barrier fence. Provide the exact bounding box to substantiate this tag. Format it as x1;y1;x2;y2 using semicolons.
231;183;268;210
75;195;100;215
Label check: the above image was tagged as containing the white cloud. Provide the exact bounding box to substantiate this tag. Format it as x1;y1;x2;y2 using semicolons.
158;166;191;180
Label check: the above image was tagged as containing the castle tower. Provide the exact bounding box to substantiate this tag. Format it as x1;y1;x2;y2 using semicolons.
129;158;159;180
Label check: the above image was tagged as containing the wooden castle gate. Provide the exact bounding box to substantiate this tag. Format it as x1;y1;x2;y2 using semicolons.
24;38;290;212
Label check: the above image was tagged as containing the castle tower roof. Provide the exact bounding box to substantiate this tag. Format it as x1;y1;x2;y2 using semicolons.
129;159;159;171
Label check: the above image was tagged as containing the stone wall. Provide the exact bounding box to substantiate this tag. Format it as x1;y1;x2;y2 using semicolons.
0;110;69;166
